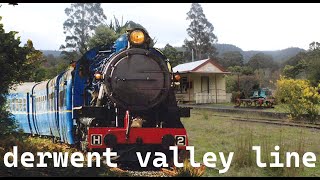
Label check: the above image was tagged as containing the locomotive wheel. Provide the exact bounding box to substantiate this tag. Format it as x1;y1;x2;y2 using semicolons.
265;101;273;108
245;101;252;107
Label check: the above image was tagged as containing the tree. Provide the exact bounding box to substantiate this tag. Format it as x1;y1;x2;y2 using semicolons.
61;3;107;55
227;66;254;75
282;60;307;79
309;41;320;51
247;53;277;70
87;20;151;49
108;15;127;35
219;51;244;68
0;16;42;135
162;44;184;67
184;3;218;60
88;25;117;49
305;47;320;85
276;77;320;122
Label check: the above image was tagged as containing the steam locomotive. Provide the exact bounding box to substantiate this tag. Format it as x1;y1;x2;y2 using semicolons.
7;28;190;164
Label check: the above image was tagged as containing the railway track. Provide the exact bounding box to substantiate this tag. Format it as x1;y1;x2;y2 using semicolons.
198;113;320;130
109;162;211;177
109;166;175;177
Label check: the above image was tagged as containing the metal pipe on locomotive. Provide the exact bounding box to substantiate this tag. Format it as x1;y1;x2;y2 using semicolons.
7;28;191;164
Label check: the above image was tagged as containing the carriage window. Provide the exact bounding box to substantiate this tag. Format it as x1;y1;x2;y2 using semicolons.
22;99;26;112
23;99;27;111
17;99;21;112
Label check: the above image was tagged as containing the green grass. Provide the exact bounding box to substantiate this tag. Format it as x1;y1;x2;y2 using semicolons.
264;103;289;113
181;109;320;177
206;102;235;107
201;102;290;114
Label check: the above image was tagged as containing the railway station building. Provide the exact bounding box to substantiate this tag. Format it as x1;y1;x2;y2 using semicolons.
172;58;231;104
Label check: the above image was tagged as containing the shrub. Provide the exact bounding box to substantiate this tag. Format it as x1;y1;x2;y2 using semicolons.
275;76;320;122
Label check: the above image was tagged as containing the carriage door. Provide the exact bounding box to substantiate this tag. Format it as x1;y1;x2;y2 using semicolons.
201;76;209;93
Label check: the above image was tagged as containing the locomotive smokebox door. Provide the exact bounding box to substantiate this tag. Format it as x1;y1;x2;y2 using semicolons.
104;48;170;111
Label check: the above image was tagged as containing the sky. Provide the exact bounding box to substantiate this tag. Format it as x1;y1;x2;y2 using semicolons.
1;3;320;51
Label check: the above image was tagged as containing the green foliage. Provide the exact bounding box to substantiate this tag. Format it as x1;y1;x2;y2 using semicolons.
88;25;117;49
88;20;150;50
282;42;320;86
239;75;260;98
184;3;218;60
282;51;307;67
219;51;244;68
61;3;107;55
305;48;320;86
225;75;238;93
247;53;278;70
0;107;17;136
225;74;259;98
282;60;307;79
40;54;70;79
162;44;184;67
108;15;127;35
275;77;320;122
0;16;42;135
227;65;254;75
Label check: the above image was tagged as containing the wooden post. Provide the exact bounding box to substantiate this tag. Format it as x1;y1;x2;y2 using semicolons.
188;72;191;102
215;74;218;104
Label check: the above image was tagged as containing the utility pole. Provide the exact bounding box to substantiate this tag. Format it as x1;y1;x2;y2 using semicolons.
191;49;194;62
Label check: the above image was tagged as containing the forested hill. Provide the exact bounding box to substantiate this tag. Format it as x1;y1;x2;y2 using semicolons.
215;44;306;63
41;50;62;57
41;44;306;63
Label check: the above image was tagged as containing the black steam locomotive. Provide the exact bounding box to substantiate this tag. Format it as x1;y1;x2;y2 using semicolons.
8;28;190;164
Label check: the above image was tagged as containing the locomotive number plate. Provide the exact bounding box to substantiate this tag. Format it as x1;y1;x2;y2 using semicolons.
91;134;102;145
175;135;186;146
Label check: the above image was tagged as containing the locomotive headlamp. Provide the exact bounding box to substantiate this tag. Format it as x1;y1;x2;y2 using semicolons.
94;72;102;80
129;30;145;45
174;74;181;81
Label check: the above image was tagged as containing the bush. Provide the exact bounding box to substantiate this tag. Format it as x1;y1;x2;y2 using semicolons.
275;76;320;122
231;91;241;103
0;108;18;136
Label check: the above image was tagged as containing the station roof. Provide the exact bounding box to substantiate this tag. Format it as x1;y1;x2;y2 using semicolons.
172;58;230;74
